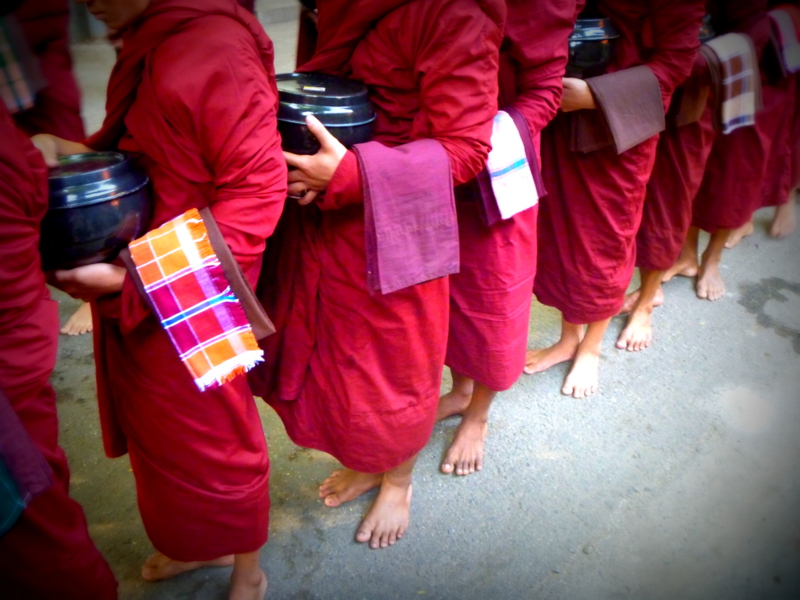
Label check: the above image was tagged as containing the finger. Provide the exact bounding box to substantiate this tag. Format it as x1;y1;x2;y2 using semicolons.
287;182;309;197
287;169;310;184
283;151;308;169
305;115;341;152
297;189;319;206
31;136;60;168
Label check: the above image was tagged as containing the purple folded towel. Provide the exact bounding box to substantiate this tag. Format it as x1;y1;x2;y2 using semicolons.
354;139;459;294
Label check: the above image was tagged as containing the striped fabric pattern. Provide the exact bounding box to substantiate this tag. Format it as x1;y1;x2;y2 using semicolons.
705;33;761;134
769;6;800;75
486;110;538;220
0;18;35;115
128;208;263;391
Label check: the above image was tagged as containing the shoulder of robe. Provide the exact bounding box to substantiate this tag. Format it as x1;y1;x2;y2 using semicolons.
148;16;261;100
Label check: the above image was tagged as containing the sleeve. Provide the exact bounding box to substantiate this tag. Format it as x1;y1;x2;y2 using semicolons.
504;0;581;136
642;0;708;110
324;0;504;207
150;20;287;280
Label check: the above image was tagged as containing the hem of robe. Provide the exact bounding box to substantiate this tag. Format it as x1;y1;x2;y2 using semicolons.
445;202;537;392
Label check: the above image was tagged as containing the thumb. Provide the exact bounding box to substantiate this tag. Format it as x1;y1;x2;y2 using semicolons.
305;115;340;152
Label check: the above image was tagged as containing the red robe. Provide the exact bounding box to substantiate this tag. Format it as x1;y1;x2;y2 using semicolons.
255;0;504;473
758;73;798;208
637;56;716;272
535;0;705;324
444;0;578;391
85;0;286;561
12;0;85;141
692;0;792;231
0;109;117;599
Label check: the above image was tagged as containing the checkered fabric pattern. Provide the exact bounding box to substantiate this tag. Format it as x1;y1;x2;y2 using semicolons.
128;208;263;391
705;33;761;134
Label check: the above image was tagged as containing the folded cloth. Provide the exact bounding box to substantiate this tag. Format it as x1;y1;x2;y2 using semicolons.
701;33;762;134
0;17;45;115
483;109;540;220
124;208;265;391
669;53;712;128
768;5;800;76
0;388;53;511
354;138;459;295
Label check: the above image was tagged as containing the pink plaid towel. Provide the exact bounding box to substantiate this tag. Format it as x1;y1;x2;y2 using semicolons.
769;5;800;75
127;208;263;391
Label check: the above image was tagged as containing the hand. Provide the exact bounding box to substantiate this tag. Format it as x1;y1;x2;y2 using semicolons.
560;77;597;112
283;115;347;206
30;134;92;168
46;263;126;301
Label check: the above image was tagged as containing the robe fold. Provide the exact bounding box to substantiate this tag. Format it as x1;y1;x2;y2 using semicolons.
12;0;85;141
444;0;578;392
252;0;504;473
85;0;286;560
0;107;117;600
535;0;705;324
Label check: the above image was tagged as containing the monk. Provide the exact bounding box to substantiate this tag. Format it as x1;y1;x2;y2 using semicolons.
0;102;117;597
680;0;790;299
12;0;93;336
252;0;504;548
525;0;705;397
39;1;286;598
436;0;580;476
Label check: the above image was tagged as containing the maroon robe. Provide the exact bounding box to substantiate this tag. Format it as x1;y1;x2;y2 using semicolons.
444;0;578;391
0;108;117;599
692;0;792;231
253;0;504;473
535;0;705;324
12;0;85;141
85;0;286;561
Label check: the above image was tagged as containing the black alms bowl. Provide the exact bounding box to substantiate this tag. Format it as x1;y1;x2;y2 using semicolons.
276;72;375;155
40;152;151;270
699;14;715;43
567;18;620;79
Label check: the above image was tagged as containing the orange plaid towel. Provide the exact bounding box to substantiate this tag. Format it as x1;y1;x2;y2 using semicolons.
128;208;263;391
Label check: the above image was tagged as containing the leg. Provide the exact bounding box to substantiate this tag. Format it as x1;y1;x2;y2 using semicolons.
663;226;699;282
769;188;797;238
725;219;754;248
60;302;93;336
436;369;475;421
228;550;268;600
356;455;416;549
524;316;584;375
696;229;729;301
440;377;496;476
562;317;611;399
616;268;663;352
141;552;235;581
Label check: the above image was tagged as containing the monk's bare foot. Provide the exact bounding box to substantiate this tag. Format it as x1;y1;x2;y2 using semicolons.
228;567;267;600
437;388;472;421
663;254;698;282
770;201;796;238
319;469;382;507
561;352;599;399
60;302;93;336
441;417;488;475
356;480;412;549
696;260;725;301
142;552;234;582
724;220;753;248
616;307;653;352
524;338;580;375
619;286;664;314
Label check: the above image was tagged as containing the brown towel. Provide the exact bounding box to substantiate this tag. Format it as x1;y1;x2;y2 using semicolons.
669;55;712;128
120;207;275;341
581;65;666;155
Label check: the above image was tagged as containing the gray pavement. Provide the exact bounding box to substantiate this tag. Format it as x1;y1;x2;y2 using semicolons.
52;4;800;599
